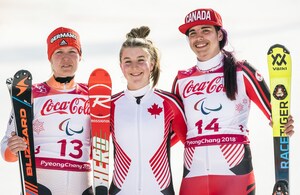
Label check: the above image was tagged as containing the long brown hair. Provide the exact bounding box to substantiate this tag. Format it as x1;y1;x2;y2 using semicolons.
216;26;238;100
119;26;161;87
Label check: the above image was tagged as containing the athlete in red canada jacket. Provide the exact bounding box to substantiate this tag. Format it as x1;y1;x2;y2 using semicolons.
172;8;295;195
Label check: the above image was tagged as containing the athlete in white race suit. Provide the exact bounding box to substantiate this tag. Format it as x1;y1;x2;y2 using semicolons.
108;26;187;195
110;86;186;195
1;27;93;195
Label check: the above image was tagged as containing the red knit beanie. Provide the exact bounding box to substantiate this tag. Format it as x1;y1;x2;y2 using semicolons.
47;27;81;60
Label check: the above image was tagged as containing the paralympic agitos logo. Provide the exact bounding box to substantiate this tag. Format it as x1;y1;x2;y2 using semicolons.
194;97;222;114
59;118;84;136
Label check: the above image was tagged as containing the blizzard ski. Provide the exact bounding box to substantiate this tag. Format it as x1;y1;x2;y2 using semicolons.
6;70;38;195
267;44;291;194
88;68;112;195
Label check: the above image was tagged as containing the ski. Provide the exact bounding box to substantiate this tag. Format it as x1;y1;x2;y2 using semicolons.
88;68;112;195
267;44;291;194
6;70;38;195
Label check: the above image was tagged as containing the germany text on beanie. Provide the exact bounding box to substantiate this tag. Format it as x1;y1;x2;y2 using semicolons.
47;27;81;60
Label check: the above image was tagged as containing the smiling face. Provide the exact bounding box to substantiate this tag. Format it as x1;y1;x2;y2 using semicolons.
50;46;81;77
120;47;154;90
187;25;223;61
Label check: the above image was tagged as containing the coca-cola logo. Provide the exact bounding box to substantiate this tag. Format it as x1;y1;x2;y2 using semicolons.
182;76;225;98
41;98;89;116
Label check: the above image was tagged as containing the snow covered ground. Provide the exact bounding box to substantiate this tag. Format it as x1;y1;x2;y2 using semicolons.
0;0;299;194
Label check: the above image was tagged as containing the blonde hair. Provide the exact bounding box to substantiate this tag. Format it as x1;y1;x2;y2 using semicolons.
119;26;161;87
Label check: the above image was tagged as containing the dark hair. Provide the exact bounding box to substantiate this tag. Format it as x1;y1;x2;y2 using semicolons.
119;26;161;87
215;26;237;100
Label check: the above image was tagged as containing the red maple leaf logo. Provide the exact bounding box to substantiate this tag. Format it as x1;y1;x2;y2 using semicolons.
148;103;163;119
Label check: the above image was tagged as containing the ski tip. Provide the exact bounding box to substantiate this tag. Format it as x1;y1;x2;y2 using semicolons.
13;69;32;80
6;77;13;85
89;68;112;84
91;68;110;76
267;44;290;55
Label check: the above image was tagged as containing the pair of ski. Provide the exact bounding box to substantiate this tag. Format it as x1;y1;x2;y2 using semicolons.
7;68;112;195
